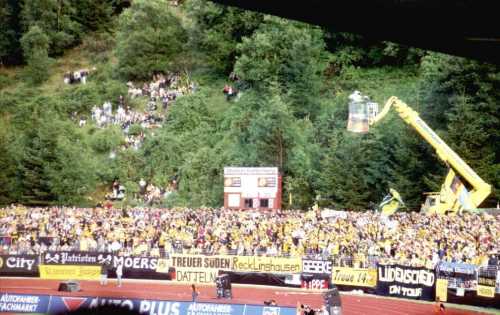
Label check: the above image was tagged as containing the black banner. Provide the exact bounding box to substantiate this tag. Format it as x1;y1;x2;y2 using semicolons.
376;264;436;301
0;254;39;277
221;270;301;288
42;252;170;280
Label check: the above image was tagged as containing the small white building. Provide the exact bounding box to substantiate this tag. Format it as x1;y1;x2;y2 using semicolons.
223;167;282;210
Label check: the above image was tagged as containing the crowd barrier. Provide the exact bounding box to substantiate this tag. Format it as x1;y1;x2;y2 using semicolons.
0;292;297;315
1;252;499;309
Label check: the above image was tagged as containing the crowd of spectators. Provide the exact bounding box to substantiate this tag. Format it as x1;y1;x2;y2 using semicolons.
127;71;196;110
0;206;498;269
68;70;197;205
91;101;164;131
137;178;175;206
86;98;164;152
83;72;196;153
64;68;92;85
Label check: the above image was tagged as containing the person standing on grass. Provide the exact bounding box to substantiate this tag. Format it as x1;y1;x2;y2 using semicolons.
116;260;123;287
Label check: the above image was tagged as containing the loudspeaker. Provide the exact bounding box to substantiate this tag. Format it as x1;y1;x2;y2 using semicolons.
58;281;81;292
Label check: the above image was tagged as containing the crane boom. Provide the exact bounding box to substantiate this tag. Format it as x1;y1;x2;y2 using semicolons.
373;96;491;212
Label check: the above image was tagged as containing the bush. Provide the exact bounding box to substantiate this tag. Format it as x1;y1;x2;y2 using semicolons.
89;127;123;153
128;124;144;136
0;74;14;90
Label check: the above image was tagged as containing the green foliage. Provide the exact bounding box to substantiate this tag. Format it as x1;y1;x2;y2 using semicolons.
390;123;446;209
1;0;119;65
21;0;83;55
0;2;497;211
115;0;187;80
219;89;319;209
324;31;426;71
81;31;115;63
234;17;328;119
70;0;114;32
184;0;263;73
45;126;98;205
0;73;15;89
89;126;123;154
9;101;99;205
244;92;299;169
20;25;52;85
128;124;144;136
0;117;18;204
140;90;221;206
319;133;371;209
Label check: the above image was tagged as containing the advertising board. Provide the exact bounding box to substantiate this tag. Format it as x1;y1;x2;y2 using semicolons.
47;295;297;315
376;264;435;300
0;293;50;313
0;255;39;277
331;267;377;287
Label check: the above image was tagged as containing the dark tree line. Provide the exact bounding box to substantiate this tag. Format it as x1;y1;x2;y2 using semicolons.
0;0;129;66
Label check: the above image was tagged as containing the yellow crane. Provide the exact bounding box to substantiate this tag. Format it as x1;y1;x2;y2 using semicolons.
348;95;492;215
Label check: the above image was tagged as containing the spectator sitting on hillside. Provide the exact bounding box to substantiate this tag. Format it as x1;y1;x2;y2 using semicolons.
64;69;89;85
223;85;237;101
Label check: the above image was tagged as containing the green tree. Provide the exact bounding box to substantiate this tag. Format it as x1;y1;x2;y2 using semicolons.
21;0;82;55
115;0;187;80
234;17;328;119
89;126;123;154
0;117;19;205
140;90;222;206
20;26;51;85
17;115;58;206
70;0;113;32
45;124;98;205
318;133;372;210
246;92;300;170
9;93;101;206
184;0;263;73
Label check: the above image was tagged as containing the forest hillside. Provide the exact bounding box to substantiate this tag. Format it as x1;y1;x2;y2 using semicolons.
0;0;498;210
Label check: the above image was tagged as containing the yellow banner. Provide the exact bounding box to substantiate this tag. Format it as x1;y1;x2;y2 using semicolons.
39;265;101;280
169;254;233;270
436;279;448;302
174;267;219;284
231;256;302;273
477;285;495;298
331;267;377;287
